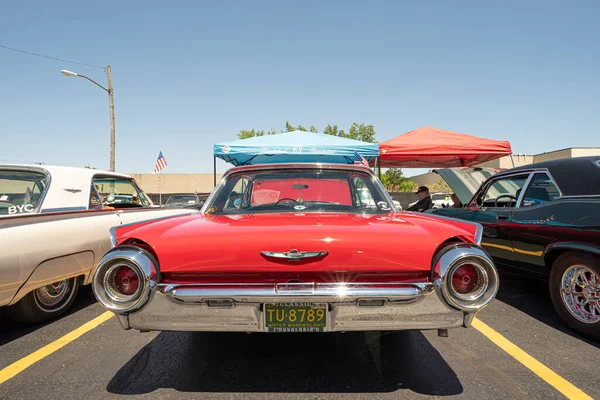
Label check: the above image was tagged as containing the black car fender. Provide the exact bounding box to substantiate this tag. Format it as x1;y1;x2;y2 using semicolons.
543;241;600;268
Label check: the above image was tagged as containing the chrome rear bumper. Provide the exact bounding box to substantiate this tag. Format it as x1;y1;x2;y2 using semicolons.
94;243;497;333
115;281;472;332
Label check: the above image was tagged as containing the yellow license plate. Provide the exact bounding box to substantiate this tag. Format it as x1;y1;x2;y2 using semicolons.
265;303;327;332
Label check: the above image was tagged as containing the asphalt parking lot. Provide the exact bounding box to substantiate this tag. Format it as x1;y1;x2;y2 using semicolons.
1;271;598;400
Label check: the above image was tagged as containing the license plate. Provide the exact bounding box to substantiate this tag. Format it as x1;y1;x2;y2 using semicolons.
264;303;327;332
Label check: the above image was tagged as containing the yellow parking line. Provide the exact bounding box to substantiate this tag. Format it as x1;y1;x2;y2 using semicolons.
472;318;593;400
0;311;114;385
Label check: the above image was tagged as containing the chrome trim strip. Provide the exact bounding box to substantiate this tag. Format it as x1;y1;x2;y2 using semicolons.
560;194;600;199
474;224;483;245
224;163;380;176
541;169;563;198
371;171;399;212
41;206;86;213
160;282;433;303
515;173;534;208
109;226;118;247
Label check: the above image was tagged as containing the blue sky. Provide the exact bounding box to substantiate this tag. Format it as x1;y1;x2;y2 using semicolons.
1;1;599;175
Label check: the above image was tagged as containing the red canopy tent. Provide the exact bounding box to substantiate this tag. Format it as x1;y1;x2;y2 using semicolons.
378;126;512;168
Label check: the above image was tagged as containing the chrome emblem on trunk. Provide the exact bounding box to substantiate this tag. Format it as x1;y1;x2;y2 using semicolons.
261;249;328;261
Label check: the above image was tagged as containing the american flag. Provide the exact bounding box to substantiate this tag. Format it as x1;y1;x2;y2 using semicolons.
153;151;167;173
353;150;370;167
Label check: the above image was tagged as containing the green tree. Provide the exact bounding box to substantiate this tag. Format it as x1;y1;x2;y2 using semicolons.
397;180;417;193
429;179;451;193
284;121;308;132
237;129;277;139
323;124;346;137
323;122;376;143
237;121;378;142
381;168;417;192
347;123;377;143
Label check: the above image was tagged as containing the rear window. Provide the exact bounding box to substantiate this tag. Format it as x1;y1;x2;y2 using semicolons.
207;168;393;215
0;170;48;216
251;178;352;206
521;173;561;207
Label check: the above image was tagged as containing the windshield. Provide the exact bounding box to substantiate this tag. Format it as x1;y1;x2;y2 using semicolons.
205;168;393;215
0;170;48;216
92;177;151;208
166;195;200;204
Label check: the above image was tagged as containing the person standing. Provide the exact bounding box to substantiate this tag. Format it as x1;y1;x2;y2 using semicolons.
407;186;433;212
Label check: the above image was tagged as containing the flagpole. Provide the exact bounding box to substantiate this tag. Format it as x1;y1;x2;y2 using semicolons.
159;170;162;205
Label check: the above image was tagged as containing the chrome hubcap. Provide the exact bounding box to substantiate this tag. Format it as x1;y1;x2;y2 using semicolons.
35;280;69;308
560;265;600;324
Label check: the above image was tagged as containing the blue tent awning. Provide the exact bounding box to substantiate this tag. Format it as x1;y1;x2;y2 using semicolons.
214;130;380;166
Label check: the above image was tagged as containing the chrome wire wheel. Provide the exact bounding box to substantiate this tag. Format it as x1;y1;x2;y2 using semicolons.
34;280;73;312
560;265;600;324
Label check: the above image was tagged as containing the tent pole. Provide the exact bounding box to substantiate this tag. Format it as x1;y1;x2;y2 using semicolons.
213;156;216;187
377;157;382;179
510;154;515;168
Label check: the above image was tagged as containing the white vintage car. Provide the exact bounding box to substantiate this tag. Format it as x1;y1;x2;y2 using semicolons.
0;164;195;323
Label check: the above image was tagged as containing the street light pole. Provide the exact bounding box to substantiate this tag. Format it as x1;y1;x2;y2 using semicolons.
107;66;115;172
61;67;116;171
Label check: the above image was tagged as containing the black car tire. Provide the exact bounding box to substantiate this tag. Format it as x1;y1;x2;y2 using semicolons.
550;252;600;339
6;278;79;324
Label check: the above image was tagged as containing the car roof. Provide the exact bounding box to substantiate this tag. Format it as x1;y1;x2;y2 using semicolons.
225;162;378;176
0;164;132;180
0;164;134;211
495;156;600;197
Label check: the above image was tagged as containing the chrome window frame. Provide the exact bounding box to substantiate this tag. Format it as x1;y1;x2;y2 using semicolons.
200;163;398;214
517;171;563;208
92;174;151;208
0;166;52;215
470;171;534;209
468;163;600;205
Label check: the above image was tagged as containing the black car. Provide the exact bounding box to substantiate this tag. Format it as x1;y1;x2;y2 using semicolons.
429;156;600;338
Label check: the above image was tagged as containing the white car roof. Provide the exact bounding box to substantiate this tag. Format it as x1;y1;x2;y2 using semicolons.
0;164;133;212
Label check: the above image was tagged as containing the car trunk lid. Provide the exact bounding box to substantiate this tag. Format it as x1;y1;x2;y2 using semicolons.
434;167;501;205
117;212;475;282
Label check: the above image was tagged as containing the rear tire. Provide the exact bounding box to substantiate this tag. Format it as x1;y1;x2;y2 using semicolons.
550;252;600;339
6;278;79;324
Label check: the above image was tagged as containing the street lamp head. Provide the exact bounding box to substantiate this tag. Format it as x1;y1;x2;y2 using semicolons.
61;69;79;77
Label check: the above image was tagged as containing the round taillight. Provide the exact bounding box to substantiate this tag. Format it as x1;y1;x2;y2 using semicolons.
451;264;479;294
104;263;142;301
114;266;140;296
449;262;488;301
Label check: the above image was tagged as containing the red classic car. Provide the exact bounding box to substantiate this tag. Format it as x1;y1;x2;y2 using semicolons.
92;163;499;335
